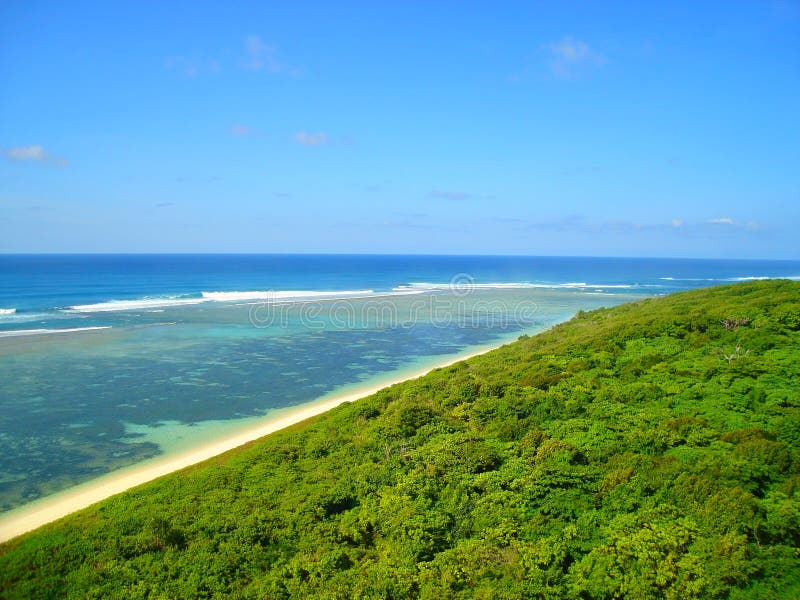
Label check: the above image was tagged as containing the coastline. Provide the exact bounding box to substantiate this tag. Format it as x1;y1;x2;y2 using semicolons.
0;337;514;544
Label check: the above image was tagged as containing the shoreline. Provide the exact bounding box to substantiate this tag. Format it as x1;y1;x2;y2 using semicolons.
0;338;512;544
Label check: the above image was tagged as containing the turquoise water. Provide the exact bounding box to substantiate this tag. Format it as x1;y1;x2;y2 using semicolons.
1;255;798;512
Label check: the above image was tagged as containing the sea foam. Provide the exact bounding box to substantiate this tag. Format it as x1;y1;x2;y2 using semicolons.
0;308;16;316
393;282;637;291
66;290;381;313
660;275;800;283
68;298;206;312
0;326;112;338
201;290;375;302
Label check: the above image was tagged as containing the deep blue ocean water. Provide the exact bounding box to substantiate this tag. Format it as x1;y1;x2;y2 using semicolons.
0;254;798;513
2;254;800;320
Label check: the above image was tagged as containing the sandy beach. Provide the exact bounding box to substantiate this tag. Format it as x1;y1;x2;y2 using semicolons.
0;342;504;544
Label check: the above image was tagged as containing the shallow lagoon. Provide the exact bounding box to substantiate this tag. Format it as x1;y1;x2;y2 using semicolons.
0;288;639;511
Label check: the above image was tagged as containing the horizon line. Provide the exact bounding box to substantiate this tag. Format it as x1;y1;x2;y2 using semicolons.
1;251;799;262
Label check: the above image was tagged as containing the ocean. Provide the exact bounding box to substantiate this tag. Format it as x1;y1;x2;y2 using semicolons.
1;254;798;514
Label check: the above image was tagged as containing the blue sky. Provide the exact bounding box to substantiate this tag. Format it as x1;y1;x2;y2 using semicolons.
1;1;798;258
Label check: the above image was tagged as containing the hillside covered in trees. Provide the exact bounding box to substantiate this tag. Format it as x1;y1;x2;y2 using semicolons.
2;280;799;599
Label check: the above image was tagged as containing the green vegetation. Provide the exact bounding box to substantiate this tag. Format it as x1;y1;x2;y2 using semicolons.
2;280;799;599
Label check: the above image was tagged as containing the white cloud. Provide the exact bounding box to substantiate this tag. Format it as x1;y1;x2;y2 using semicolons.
242;35;296;74
545;36;605;78
516;215;767;236
230;124;271;138
166;34;297;78
6;145;46;161
293;132;329;146
4;145;67;166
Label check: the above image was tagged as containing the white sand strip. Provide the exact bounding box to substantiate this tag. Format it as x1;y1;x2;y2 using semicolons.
0;342;505;544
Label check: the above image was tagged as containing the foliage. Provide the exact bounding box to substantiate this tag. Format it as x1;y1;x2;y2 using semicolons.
1;280;799;598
